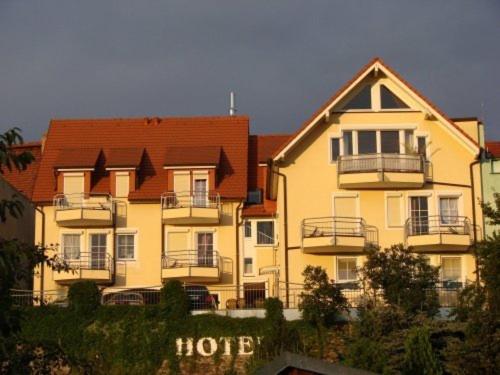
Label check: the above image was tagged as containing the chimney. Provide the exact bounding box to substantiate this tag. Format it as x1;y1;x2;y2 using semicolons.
229;91;236;116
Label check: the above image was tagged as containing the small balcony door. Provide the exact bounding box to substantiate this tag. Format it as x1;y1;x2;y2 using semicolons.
90;233;107;270
197;232;213;266
193;179;208;207
410;196;429;235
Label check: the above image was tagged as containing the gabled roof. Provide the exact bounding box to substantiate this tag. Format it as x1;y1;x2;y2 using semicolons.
54;148;101;169
1;142;42;199
164;145;221;167
106;148;144;168
485;141;500;158
273;57;479;160
255;134;291;164
32;116;249;203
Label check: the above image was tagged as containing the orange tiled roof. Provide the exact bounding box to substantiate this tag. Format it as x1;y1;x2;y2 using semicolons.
485;141;500;158
32;116;249;203
106;148;144;168
164;146;221;167
272;57;479;159
1;142;42;199
54;148;101;169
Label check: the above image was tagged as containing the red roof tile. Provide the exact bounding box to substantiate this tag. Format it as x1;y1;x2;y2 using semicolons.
54;148;101;169
256;135;292;164
485;141;500;158
106;148;144;168
1;142;42;199
32;116;249;203
241;203;277;218
164;146;221;166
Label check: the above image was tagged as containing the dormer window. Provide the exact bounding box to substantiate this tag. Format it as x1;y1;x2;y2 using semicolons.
105;148;144;198
54;148;101;197
247;189;262;205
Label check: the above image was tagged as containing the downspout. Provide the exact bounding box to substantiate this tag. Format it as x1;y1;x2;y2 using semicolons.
235;200;243;298
469;152;482;285
274;166;289;308
34;205;45;305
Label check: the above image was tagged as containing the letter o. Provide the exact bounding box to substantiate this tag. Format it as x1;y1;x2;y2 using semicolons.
196;337;218;357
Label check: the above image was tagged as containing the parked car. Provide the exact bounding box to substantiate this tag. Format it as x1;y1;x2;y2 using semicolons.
185;285;218;310
102;292;145;306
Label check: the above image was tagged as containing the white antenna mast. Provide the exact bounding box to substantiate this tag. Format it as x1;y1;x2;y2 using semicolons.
229;91;236;116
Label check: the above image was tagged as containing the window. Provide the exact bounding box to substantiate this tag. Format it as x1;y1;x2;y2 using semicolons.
410;196;429;235
115;172;129;198
439;197;459;224
247;190;262;205
386;195;403;227
358;131;377;154
244;258;253;274
343;131;353;156
343;85;372;110
380;131;400;154
193;179;207;207
256;221;274;245
404;130;414;152
62;234;80;259
330;138;340;161
417;137;427;159
117;234;135;260
197;232;214;266
63;173;84;205
492;160;500;174
441;257;462;287
90;233;107;269
380;85;409;109
337;257;357;282
244;221;252;238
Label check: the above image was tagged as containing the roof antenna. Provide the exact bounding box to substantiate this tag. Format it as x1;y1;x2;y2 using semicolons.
229;91;236;116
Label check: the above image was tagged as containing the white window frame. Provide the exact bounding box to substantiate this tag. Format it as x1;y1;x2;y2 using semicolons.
60;231;83;260
116;229;138;261
243;257;254;276
385;192;404;229
255;220;276;246
335;256;358;283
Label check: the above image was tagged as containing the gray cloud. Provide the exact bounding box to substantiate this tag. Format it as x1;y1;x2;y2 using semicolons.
0;0;499;141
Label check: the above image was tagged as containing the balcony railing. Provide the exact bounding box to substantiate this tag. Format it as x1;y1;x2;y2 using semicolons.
161;191;220;209
301;216;378;246
59;252;113;271
405;216;471;237
338;153;429;175
53;193;114;211
162;250;220;269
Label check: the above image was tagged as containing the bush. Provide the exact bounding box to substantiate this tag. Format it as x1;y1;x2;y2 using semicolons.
402;326;442;375
68;281;100;315
345;337;388;373
360;244;440;316
160;280;190;321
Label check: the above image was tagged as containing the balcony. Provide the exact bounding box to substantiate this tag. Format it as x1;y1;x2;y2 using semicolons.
161;191;221;224
337;153;430;189
53;252;113;284
405;216;472;251
53;193;114;227
301;217;378;254
161;250;221;282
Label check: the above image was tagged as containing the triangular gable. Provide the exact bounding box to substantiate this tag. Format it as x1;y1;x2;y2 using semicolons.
273;57;479;160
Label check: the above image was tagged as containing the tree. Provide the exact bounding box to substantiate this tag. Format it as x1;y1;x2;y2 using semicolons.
480;192;500;226
360;244;440;316
160;280;190;321
402;326;442;375
299;266;348;357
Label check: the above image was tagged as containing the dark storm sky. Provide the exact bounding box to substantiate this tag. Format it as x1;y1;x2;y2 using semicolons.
1;0;499;142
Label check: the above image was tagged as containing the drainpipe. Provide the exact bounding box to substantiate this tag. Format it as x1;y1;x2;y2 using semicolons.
469;152;482;285
235;200;243;298
34;205;45;305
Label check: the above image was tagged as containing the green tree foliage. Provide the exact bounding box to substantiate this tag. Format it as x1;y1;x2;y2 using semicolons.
68;281;101;316
299;266;348;358
480;192;500;226
160;280;190;321
360;244;440;316
402;326;442;375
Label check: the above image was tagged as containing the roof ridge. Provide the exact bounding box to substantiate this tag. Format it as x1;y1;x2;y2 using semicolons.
50;115;250;123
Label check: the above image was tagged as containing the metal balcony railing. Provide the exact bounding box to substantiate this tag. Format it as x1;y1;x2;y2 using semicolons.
53;193;114;212
58;252;113;272
338;153;430;175
405;215;472;237
301;216;378;246
162;250;220;269
161;191;220;209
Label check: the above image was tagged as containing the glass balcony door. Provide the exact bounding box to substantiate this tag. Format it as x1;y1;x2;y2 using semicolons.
410;197;429;235
90;233;107;270
197;232;214;266
193;179;208;207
